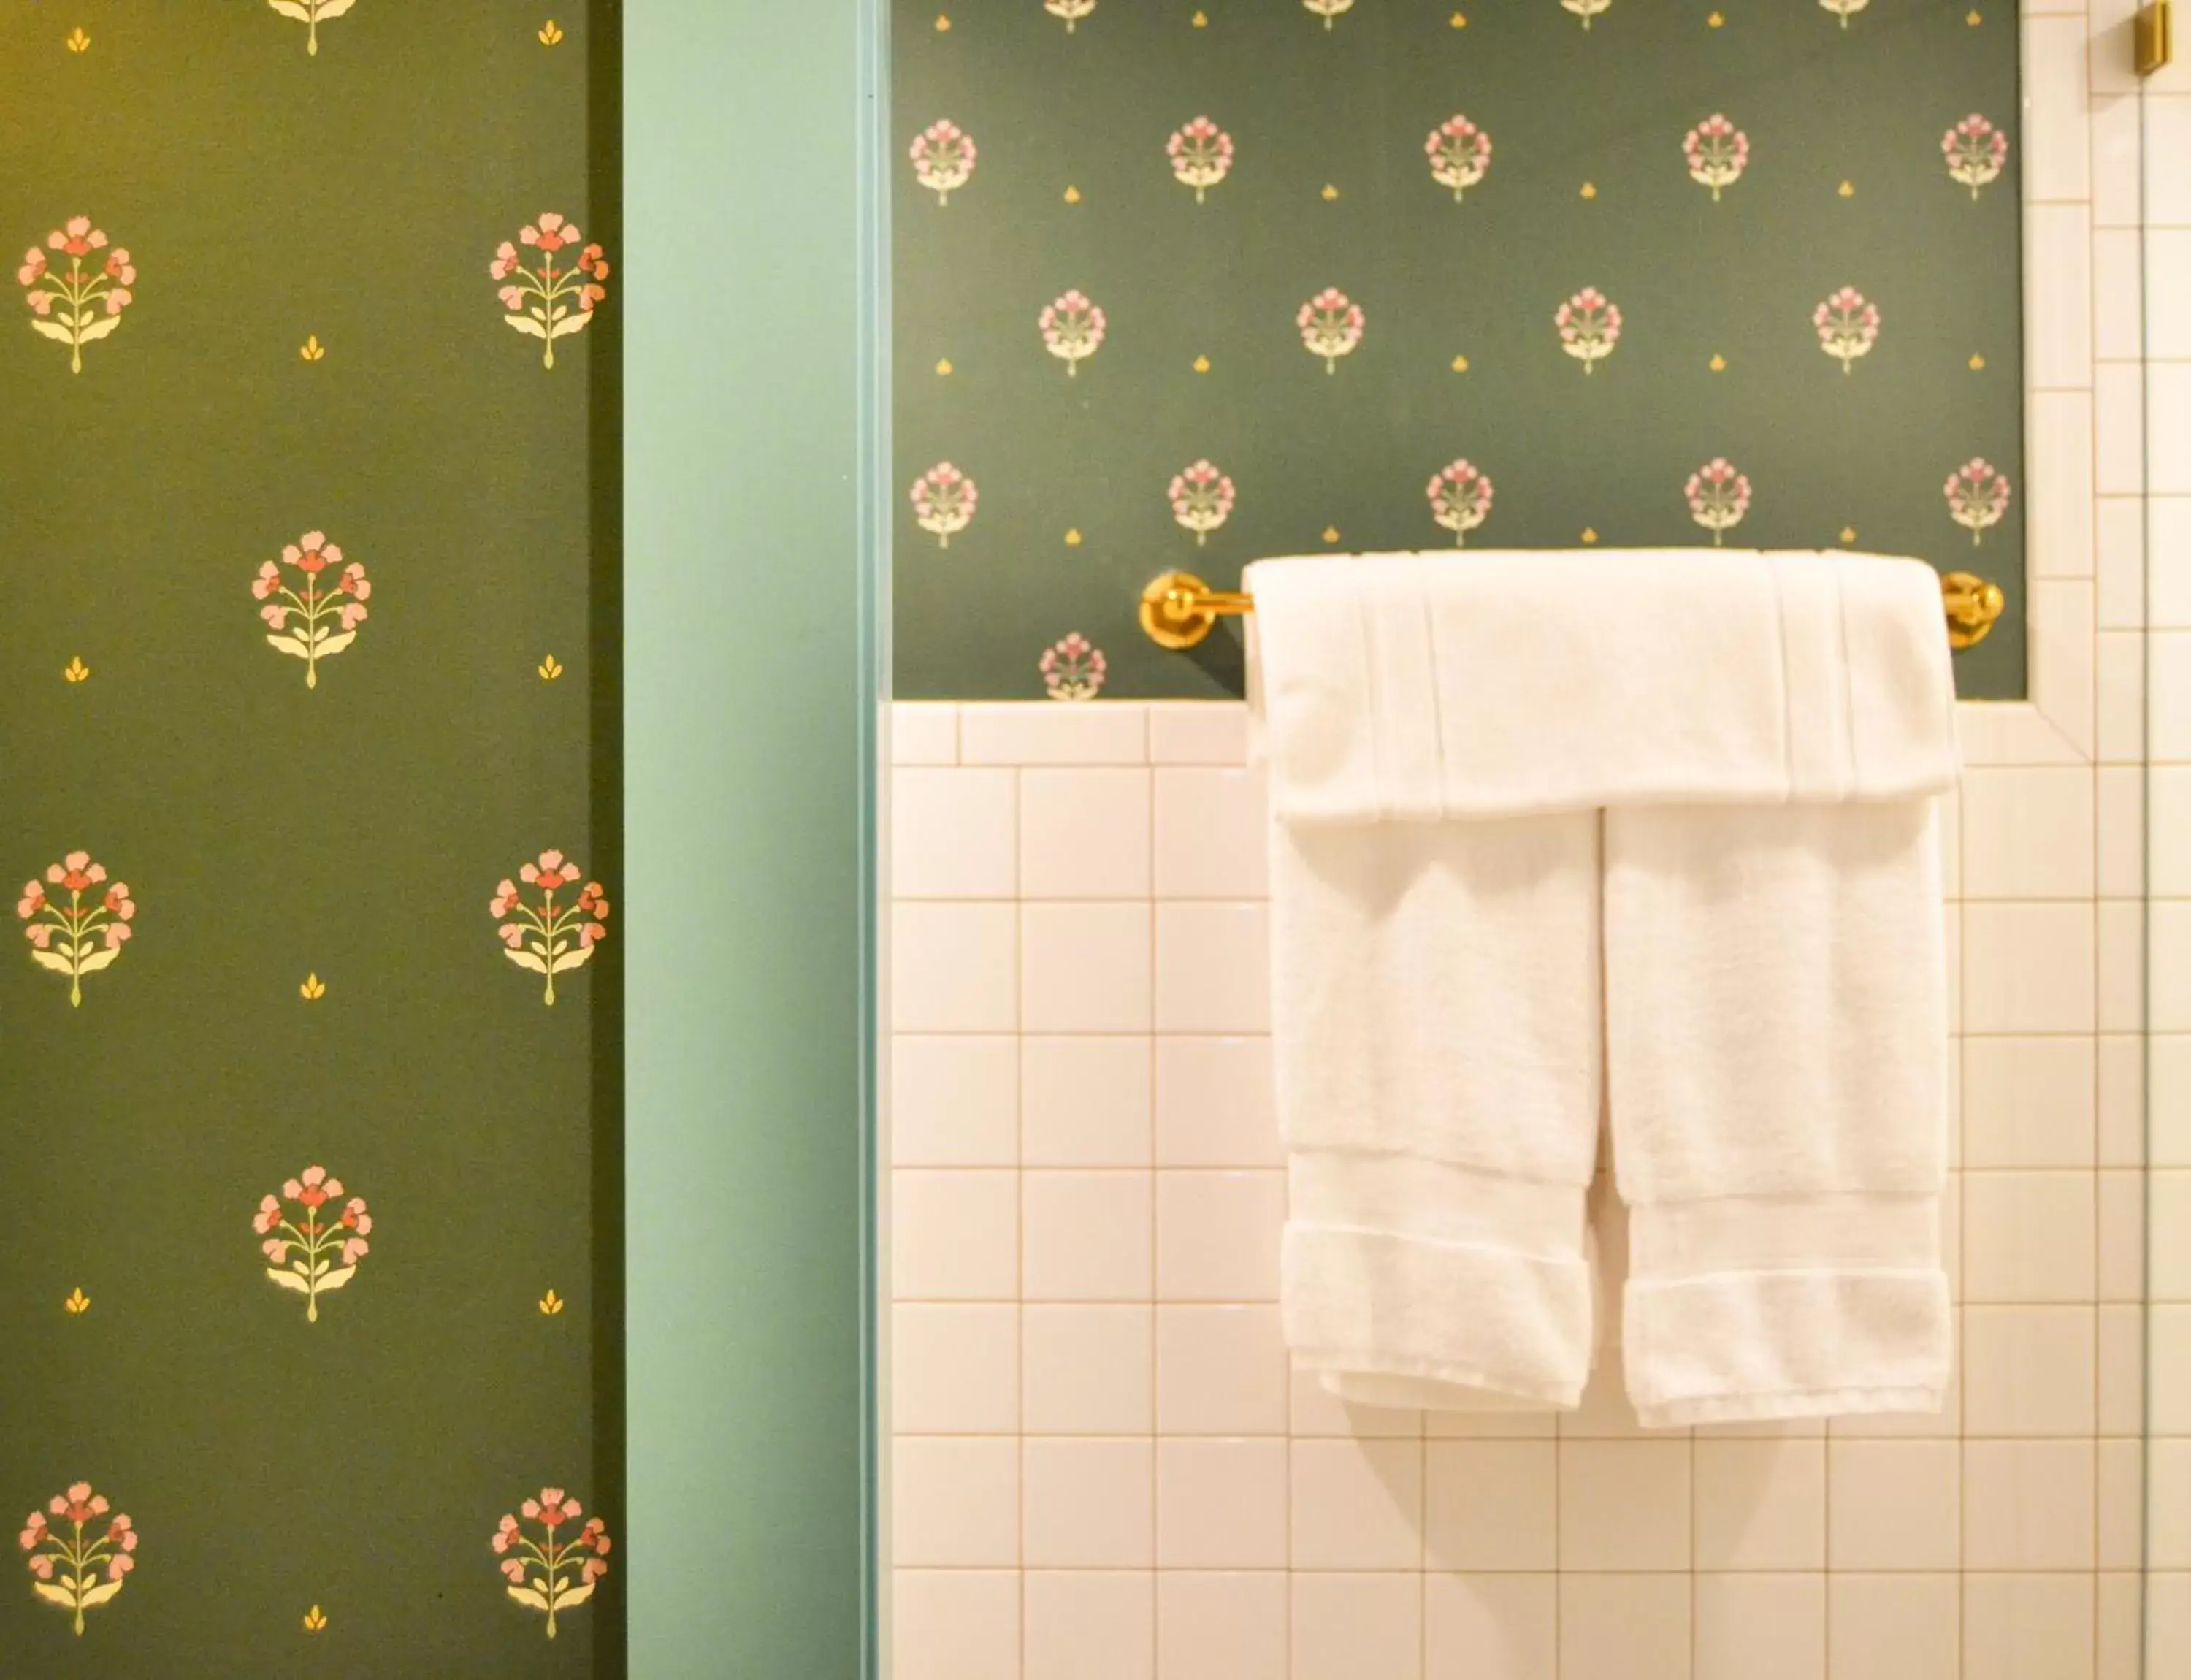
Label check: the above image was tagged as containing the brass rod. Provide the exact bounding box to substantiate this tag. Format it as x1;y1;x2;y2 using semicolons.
1141;568;2008;652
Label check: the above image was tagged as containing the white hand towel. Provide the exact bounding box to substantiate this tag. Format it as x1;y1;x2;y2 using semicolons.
1251;549;1956;1422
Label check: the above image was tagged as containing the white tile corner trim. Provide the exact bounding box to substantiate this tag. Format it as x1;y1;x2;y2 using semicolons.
882;12;2187;1678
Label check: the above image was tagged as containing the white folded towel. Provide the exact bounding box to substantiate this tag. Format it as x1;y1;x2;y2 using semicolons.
1251;549;1956;1426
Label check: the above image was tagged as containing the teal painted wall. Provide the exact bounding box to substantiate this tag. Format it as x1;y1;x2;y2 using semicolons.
625;1;877;1674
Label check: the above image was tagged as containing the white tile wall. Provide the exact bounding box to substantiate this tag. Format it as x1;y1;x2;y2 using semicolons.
888;12;2191;1672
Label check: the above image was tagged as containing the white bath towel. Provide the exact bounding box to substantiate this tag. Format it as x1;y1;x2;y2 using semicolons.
1250;549;1956;1424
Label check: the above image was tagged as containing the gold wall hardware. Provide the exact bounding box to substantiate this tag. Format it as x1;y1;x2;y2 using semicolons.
2137;1;2174;76
1142;567;2009;652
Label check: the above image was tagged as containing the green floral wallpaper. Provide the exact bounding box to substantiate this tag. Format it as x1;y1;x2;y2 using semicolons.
892;0;2027;701
1;2;623;1673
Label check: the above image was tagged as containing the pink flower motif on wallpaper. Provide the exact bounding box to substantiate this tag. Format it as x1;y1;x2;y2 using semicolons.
17;853;133;1008
1426;459;1494;546
1169;460;1235;546
1556;287;1622;374
1562;0;1613;28
1303;0;1355;26
909;120;977;205
1945;457;2011;545
1039;289;1106;377
491;213;608;370
494;1489;611;1639
910;462;977;547
1167;118;1234;203
253;530;369;688
1683;115;1748;202
1943;115;2008;199
256;1165;371;1324
1686;459;1752;546
20;218;134;374
493;851;610;1006
1045;0;1096;31
1814;286;1880;373
1298;288;1364;374
266;0;357;56
19;1484;136;1636
1041;634;1106;702
1425;115;1492;203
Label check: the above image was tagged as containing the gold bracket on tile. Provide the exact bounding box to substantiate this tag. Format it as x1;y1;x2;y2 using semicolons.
1940;570;2006;651
2138;1;2175;76
1144;568;2007;653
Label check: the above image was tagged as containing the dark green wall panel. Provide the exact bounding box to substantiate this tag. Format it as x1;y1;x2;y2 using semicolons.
892;0;2026;700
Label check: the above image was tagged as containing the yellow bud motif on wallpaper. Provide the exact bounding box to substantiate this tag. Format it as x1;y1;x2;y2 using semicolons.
266;0;361;58
539;19;565;45
299;973;326;1000
935;13;950;30
1451;355;1469;372
1969;354;1987;370
1579;181;1597;199
1320;183;1339;200
1323;526;1341;543
299;334;326;361
1064;529;1083;546
303;1606;329;1633
64;1288;91;1315
1451;12;1469;28
66;27;91;52
1708;11;1725;26
1709;354;1727;371
1193;9;1209;26
63;656;90;683
540;1289;565;1316
1063;185;1082;204
935;358;952;375
1192;354;1211;373
539;654;565;680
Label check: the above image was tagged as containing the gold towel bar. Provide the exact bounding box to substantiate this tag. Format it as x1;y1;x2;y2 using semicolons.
1140;568;2008;653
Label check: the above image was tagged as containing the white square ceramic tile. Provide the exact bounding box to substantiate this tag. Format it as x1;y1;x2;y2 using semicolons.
1558;1372;1652;1440
1426;1574;1556;1680
2090;87;2144;230
1157;1305;1289;1435
1154;768;1269;899
2097;497;2146;630
895;1437;1020;1567
1020;768;1152;899
2158;901;2191;1030
1021;1036;1152;1167
2022;15;2093;201
1961;1169;2098;1301
2100;898;2146;1033
895;767;1017;898
2155;1172;2191;1300
961;703;1147;766
1023;1438;1154;1568
1147;703;1250;766
2100;1167;2146;1301
2156;95;2191;222
1556;1441;1690;1572
1959;903;2097;1033
1962;1305;2098;1435
1693;1439;1826;1570
2156;1573;2191;1679
1022;1171;1152;1302
1694;1576;1824;1680
2155;1306;2191;1434
2098;1033;2146;1168
1961;1035;2095;1168
894;902;1018;1031
1826;1305;1962;1440
2097;360;2146;497
2154;770;2191;895
2157;364;2191;498
2032;574;2097;755
1154;1036;1281;1167
1024;1571;1155;1680
2098;629;2146;765
1559;1574;1689;1680
2098;1573;2143;1680
2094;228;2145;363
1959;766;2095;898
1157;1572;1286;1680
2153;497;2191;628
895;1303;1020;1433
1962;1438;2095;1569
2099;1303;2145;1437
2099;1437;2145;1570
1022;903;1152;1034
1827;1575;1959;1680
1827;1441;1961;1570
2098;764;2144;895
2150;230;2191;359
891;701;959;767
1290;1439;1424;1570
895;1169;1019;1301
1022;1305;1153;1435
2025;214;2095;392
1424;1442;1557;1572
2157;1037;2191;1167
1292;1574;1422;1680
1155;1438;1289;1569
894;1570;1020;1680
1154;902;1270;1034
2153;1439;2191;1569
1155;1171;1285;1302
1962;1575;2095;1680
1296;1367;1431;1437
894;1035;1020;1166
